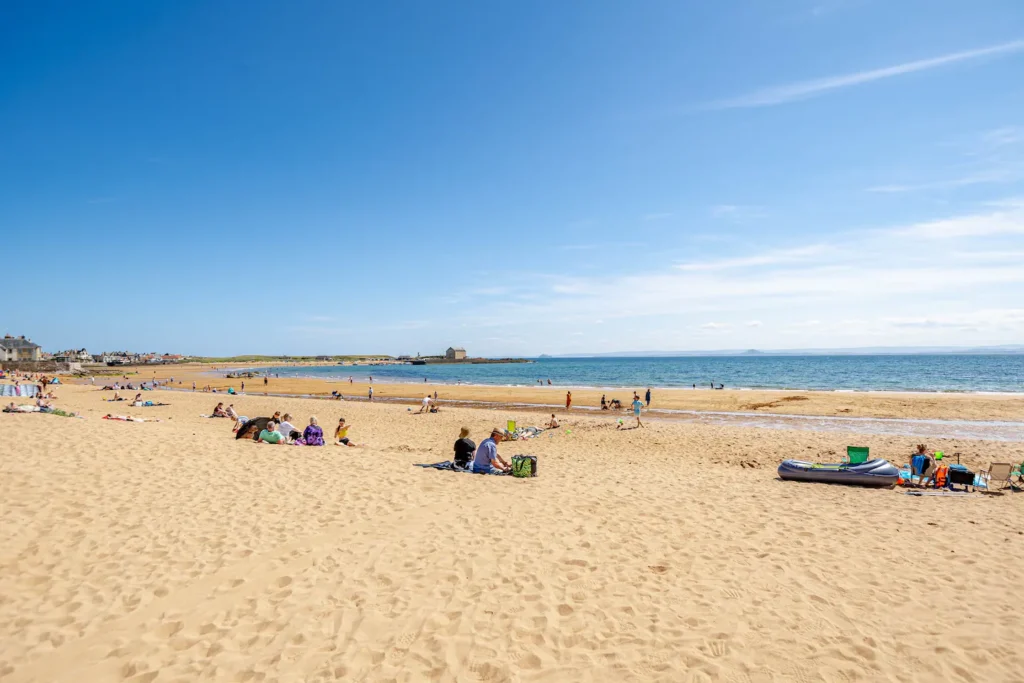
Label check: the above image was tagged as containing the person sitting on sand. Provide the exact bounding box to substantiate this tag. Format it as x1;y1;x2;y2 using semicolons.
453;427;476;470
334;418;360;447
276;411;296;438
258;420;285;444
911;444;934;487
132;392;143;406
472;427;511;474
111;392;124;402
212;402;228;418
547;414;559;428
302;417;325;446
36;397;53;412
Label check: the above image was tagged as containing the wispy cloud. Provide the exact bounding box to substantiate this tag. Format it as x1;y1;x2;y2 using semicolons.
867;126;1024;193
706;39;1024;109
709;204;766;222
897;206;1024;238
675;245;825;271
444;201;1024;350
558;242;646;251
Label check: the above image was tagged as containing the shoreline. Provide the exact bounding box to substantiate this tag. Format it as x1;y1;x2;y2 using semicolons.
66;363;1024;423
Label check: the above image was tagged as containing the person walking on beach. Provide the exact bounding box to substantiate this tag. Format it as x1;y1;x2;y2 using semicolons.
192;381;196;392
601;394;607;410
241;381;245;392
264;376;268;387
632;395;645;428
645;387;651;407
368;386;373;401
566;391;572;410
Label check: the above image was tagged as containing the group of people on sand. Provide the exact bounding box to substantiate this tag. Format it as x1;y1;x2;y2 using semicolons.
453;426;511;473
227;407;362;448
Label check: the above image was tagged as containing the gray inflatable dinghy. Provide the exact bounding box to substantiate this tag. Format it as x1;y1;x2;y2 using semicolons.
778;458;898;487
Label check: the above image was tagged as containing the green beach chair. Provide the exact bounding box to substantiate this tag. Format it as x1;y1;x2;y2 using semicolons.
846;446;869;465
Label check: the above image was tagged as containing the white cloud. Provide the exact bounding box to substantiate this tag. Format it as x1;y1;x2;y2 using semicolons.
675;245;825;271
706;40;1024;109
443;201;1024;351
897;207;1024;238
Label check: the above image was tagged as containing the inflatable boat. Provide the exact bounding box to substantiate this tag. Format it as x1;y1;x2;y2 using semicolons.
778;458;899;487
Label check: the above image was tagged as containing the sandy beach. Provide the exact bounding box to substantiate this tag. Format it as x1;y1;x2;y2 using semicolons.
82;363;1024;422
2;383;1023;682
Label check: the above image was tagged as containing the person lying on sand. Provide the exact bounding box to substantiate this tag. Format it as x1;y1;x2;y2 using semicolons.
334;418;360;447
257;420;285;444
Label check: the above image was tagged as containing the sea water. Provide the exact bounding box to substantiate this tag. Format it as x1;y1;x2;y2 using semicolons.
258;355;1024;394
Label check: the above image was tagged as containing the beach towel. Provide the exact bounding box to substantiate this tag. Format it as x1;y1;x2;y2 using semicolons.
415;461;492;473
905;490;969;497
3;404;40;413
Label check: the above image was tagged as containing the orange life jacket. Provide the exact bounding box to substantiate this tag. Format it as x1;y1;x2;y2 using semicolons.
934;464;949;487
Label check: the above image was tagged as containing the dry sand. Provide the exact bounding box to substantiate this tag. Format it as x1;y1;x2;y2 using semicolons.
2;384;1023;682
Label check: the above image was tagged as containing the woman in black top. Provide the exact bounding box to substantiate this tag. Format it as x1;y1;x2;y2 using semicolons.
454;427;476;469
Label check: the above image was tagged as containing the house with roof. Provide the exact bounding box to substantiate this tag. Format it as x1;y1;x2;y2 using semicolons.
0;335;42;362
445;346;467;360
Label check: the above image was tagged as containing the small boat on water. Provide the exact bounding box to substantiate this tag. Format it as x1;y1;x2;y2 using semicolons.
778;458;899;487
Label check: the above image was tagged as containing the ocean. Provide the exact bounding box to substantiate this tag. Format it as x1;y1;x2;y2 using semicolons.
258;355;1024;394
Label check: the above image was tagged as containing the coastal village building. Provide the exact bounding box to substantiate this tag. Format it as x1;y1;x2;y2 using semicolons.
0;335;42;361
54;348;94;363
445;346;467;360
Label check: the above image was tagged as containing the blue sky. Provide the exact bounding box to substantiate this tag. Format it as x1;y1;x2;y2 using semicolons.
3;0;1024;356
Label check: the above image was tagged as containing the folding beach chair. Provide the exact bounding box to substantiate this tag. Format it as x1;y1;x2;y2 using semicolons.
846;446;869;465
978;463;1013;491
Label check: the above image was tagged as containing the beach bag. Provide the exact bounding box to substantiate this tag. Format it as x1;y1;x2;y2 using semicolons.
511;455;537;478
